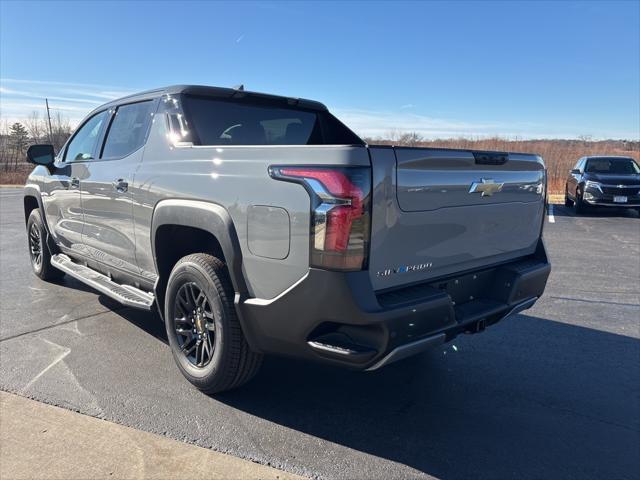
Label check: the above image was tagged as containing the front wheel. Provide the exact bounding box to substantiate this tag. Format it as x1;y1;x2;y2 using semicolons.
564;186;574;207
574;188;588;214
26;209;64;281
164;253;262;393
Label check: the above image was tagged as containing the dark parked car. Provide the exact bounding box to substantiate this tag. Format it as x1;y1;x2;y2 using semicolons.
565;156;640;213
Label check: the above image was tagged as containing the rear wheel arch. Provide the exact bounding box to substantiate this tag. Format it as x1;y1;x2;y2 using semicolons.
151;200;248;314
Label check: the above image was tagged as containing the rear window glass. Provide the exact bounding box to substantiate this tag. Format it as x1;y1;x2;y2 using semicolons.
585;158;640;174
102;101;154;158
182;95;363;146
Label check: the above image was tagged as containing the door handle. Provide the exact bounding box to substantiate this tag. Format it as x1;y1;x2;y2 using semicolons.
113;178;128;193
70;177;80;189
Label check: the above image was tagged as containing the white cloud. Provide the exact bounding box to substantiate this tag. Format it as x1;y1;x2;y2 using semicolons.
331;107;639;140
0;78;136;125
0;79;636;140
333;107;512;138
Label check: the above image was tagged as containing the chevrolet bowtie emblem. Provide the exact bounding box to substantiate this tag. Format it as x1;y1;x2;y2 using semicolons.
468;178;504;196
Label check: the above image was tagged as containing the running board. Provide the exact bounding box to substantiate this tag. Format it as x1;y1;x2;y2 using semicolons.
51;254;154;310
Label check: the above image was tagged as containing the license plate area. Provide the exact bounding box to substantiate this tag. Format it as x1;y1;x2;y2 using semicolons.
614;196;628;203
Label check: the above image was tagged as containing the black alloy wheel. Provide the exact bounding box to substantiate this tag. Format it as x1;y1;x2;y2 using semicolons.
173;282;216;368
29;222;43;270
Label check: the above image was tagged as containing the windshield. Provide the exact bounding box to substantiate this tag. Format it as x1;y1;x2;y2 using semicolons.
585;158;640;174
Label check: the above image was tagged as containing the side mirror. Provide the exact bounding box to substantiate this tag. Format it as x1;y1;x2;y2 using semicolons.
26;144;56;167
570;168;581;174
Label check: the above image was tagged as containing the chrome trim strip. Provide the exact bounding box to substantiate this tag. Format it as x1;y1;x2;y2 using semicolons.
243;273;309;306
307;341;355;355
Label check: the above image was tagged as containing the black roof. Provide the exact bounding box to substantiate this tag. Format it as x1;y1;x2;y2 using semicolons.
88;84;327;117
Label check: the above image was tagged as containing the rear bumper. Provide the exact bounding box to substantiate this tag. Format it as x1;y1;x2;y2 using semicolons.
236;240;551;370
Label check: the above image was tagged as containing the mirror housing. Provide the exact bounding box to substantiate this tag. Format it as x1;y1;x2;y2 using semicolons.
570;168;581;174
26;144;56;167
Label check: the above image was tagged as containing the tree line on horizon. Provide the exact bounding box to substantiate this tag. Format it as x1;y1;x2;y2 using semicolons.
0;111;72;173
0;112;637;194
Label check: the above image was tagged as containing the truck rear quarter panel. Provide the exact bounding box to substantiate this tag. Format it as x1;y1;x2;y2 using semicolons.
132;109;370;299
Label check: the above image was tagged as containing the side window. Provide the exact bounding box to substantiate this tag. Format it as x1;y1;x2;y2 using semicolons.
64;111;108;162
181;95;364;146
101;101;154;159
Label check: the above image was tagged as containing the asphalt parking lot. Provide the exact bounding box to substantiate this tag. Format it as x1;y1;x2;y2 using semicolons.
1;186;638;480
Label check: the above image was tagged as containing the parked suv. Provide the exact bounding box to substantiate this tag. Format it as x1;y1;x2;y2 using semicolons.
24;85;550;393
565;156;640;213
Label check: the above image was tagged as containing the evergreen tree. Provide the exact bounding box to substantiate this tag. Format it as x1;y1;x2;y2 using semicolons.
9;122;29;168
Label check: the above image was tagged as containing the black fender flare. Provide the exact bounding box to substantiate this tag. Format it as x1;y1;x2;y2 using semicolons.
150;199;248;297
23;184;45;226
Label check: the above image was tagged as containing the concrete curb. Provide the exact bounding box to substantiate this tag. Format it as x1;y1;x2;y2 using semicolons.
0;391;305;480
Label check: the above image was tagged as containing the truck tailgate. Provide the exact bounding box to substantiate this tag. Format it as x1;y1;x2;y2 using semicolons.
368;146;546;291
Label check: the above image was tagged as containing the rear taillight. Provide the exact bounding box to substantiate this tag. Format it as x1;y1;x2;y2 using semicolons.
269;166;371;271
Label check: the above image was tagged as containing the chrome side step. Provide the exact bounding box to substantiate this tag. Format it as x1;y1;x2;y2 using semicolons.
51;254;154;310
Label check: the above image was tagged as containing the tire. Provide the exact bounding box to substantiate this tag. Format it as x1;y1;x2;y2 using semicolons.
574;188;588;214
164;253;262;393
564;186;574;207
26;209;64;281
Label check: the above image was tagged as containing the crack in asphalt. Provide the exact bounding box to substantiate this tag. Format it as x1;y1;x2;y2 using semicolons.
549;296;640;308
21;339;71;392
0;307;127;343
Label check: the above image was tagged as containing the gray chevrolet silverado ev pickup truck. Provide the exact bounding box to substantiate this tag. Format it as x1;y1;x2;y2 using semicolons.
24;85;551;393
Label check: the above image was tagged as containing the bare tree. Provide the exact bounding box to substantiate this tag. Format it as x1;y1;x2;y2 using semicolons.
0;120;10;172
50;112;72;152
25;111;45;144
396;132;424;146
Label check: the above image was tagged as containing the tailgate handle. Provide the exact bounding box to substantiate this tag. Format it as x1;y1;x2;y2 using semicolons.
474;152;508;165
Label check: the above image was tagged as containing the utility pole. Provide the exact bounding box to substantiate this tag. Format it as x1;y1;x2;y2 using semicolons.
45;98;54;144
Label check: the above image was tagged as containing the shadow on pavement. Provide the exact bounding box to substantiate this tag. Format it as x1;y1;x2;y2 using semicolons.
98;296;168;345
216;314;639;479
105;303;640;480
